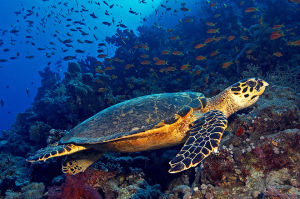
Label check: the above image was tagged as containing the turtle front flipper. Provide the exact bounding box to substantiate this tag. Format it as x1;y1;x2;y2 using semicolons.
62;150;103;175
169;110;227;173
27;144;87;162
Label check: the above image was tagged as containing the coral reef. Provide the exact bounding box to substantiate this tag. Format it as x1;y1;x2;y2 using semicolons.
5;183;45;199
0;64;298;198
108;176;162;199
0;154;30;195
29;121;51;144
197;128;300;199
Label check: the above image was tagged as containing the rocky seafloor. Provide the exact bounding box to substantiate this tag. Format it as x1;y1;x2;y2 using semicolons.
0;60;299;199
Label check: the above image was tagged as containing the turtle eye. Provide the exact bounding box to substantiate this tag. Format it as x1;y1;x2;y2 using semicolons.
255;80;264;91
258;80;264;87
246;80;256;88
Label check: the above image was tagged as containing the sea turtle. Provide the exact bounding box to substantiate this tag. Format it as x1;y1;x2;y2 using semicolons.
27;78;268;175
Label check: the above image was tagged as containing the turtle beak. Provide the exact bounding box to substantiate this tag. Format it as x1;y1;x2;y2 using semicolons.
261;80;269;87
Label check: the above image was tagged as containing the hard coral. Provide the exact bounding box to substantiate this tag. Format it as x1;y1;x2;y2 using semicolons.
29;121;51;144
47;129;68;145
21;182;45;199
0;154;30;194
84;168;115;189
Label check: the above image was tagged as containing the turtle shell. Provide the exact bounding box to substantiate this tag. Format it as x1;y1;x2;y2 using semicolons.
60;92;206;144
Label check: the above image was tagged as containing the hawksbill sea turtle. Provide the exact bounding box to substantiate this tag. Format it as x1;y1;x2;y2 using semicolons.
27;78;268;175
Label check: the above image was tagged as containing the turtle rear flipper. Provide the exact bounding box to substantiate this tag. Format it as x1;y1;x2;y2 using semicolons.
26;144;87;162
62;150;103;175
169;110;227;173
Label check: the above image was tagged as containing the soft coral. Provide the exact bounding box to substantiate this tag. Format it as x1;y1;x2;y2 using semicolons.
48;170;103;199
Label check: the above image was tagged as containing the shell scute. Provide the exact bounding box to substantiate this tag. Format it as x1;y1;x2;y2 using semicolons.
60;92;206;144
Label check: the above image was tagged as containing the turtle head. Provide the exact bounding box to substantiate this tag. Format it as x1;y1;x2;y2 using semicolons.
229;77;269;110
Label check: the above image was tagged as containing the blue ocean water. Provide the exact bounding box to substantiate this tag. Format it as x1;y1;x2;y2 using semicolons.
0;0;166;131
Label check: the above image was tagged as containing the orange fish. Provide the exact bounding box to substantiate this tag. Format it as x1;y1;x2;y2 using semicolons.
209;50;219;57
240;36;249;40
195;70;201;75
180;63;190;70
245;7;258;13
259;17;263;25
141;60;151;65
270;30;284;40
98;88;107;93
159;68;165;73
205;76;209;84
221;61;233;69
227;35;236;41
287;40;300;46
210;2;216;7
140;44;149;50
180;7;190;12
104;66;114;71
194;43;206;49
214;36;223;42
125;64;134;69
97;54;107;58
95;68;104;73
204;37;215;43
206;22;215;26
155;59;167;65
159;68;166;73
273;52;283;57
172;51;184;56
153;57;160;61
104;58;112;62
170;36;180;40
161;50;170;55
207;28;219;33
272;24;284;29
184;18;194;23
165;66;176;72
140;54;149;58
159;67;176;73
195;55;207;61
113;58;124;62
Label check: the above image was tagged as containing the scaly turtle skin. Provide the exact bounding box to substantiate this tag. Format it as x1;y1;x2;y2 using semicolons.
27;78;268;175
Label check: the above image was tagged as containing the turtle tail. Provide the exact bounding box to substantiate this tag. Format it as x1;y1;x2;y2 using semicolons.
26;144;87;162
